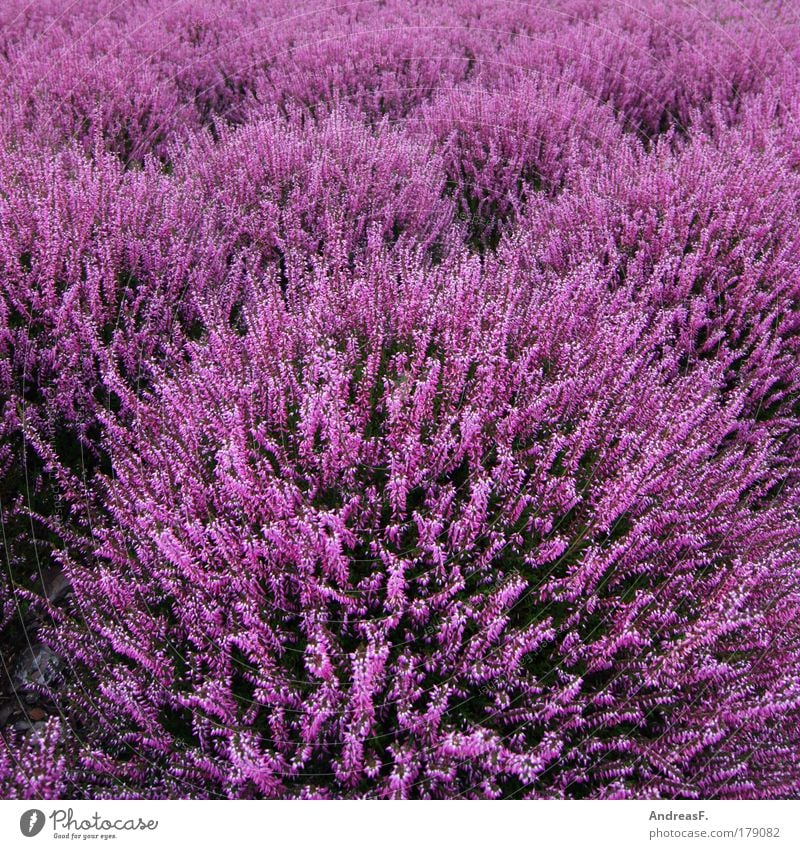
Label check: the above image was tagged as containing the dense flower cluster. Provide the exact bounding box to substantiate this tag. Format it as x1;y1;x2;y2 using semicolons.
1;0;799;799
0;720;66;799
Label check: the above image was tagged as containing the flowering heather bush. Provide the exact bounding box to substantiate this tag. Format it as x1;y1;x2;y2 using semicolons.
1;0;800;799
0;721;67;799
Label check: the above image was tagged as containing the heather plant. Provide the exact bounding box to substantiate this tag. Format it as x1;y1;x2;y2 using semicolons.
49;221;800;798
175;110;455;269
0;720;66;799
410;72;624;248
0;0;799;801
0;147;196;598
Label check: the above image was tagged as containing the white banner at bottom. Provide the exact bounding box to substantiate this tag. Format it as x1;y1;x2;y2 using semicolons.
1;799;797;849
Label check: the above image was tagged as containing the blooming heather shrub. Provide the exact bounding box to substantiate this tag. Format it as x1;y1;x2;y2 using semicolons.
176;112;454;268
47;221;800;798
522;128;800;452
250;12;474;123
0;146;208;607
410;73;624;247
535;2;787;139
1;0;800;800
0;721;67;799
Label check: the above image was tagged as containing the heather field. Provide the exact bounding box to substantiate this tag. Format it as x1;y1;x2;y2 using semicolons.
0;0;799;801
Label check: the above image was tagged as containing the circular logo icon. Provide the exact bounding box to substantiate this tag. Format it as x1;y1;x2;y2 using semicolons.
20;810;46;837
